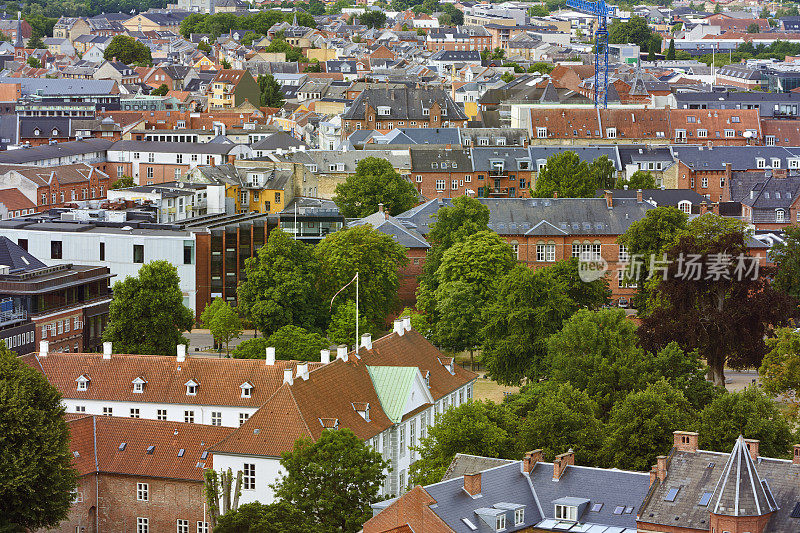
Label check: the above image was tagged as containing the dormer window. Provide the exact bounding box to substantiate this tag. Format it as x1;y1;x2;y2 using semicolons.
240;382;253;398
377;106;391;116
76;375;90;391
319;417;339;430
132;377;146;393
424;370;430;388
495;515;506;531
555;504;577;521
33;128;40;136
422;107;429;116
185;379;199;396
353;402;370;421
52;128;59;136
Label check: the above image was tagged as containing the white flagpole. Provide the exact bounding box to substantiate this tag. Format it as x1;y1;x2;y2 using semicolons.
355;272;359;359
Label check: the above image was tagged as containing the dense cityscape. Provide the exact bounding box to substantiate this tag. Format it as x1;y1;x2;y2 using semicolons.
4;0;800;531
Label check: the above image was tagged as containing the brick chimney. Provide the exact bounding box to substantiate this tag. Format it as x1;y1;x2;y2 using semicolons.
636;188;643;203
604;190;613;209
553;449;574;481
649;466;658;486
700;201;709;215
463;472;481;496
793;444;800;465
553;191;558;199
774;168;788;179
656;455;668;482
673;431;699;453
745;439;760;461
523;449;543;473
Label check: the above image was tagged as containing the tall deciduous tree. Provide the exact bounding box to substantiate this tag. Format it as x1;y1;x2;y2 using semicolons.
359;10;386;28
325;300;377;347
410;400;519;486
237;229;324;337
759;327;800;420
267;325;329;361
601;380;696;470
0;343;77;530
615;170;656;189
609;16;654;49
638;214;797;385
102;260;194;355
696;387;793;458
333;157;418;218
771;224;800;302
257;74;285;108
200;298;242;356
315;225;408;327
434;280;483;368
532;152;616;198
272;428;388;532
104;35;152;65
617;206;688;309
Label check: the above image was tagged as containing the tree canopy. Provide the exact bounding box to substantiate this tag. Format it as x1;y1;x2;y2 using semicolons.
616;170;656;190
359;10;386;28
609;16;655;49
257;74;285;108
104;35;152;65
771;224;800;302
214;502;308;533
0;343;77;530
760;327;800;420
102;260;194;355
200;298;242;356
532;152;616;198
333;157;419;218
272;428;387;532
266;325;329;361
180;11;316;39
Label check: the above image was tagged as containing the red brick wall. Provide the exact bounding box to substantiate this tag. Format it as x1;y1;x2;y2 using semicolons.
398;247;427;306
35;310;84;353
195;232;211;319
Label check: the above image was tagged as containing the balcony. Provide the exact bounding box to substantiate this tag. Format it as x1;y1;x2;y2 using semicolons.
488;170;507;178
488;187;509;195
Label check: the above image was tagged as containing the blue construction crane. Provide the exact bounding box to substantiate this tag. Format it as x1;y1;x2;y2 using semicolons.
565;0;617;108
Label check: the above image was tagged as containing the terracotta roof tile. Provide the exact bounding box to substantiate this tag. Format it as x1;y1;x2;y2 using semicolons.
0;188;35;211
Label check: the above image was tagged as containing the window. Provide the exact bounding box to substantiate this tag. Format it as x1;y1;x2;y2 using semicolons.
536;127;547;138
731;115;740;123
130;408;140;418
133;244;144;263
137;517;148;533
157;409;167;420
555;505;577;521
211;412;222;426
724;129;735;138
51;240;62;259
701;177;708;188
399;425;406;455
757;158;766;169
415;175;422;183
146;167;153;179
77;377;88;391
515;508;524;525
697;129;707;138
678;201;691;214
451;179;458;190
103;407;113;416
177;520;189;533
148;153;154;163
176;154;183;164
137;483;148;501
243;463;255;490
184;410;195;423
239;413;250;426
75;405;86;412
773;158;781;169
510;241;519;259
537;243;555;262
766;135;776;146
184;241;194;265
435;179;446;191
197;523;209;533
606;127;617;138
99;242;105;261
496;514;506;531
687;115;697;123
777;209;786;223
186;382;197;395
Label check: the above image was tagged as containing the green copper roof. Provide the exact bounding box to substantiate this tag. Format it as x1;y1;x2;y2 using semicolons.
367;365;418;423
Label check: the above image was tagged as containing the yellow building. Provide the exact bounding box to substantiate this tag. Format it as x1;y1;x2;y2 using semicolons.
307;47;338;62
207;69;260;110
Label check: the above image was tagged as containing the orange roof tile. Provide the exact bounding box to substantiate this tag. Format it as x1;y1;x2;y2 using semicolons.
0;188;35;211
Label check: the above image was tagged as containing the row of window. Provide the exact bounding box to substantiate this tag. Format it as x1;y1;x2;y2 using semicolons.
41;186;104;205
82;405;251;426
135;517;208;533
49;240;195;265
42;317;80;339
130;152;211;164
4;208;34;219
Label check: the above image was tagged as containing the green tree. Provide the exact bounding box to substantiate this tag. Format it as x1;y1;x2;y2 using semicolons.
111;175;135;189
266;325;329;361
257;73;285;108
771;225;800;302
104;34;152;65
482;262;607;385
666;38;676;59
237;229;324;337
434;280;483;368
221;58;232;69
500;71;514;83
231;337;269;359
760;327;800;420
198;40;212;53
747;22;760;33
27;34;46;49
359;10;387;28
639;215;798;386
532;152;614;198
272;428;388;532
399;307;432;337
215;502;308;533
615;170;656;189
151;83;169;96
200;298;242;356
333;157;418;218
714;3;722;13
102;260;194;355
617;206;688;309
315;225;408;327
410;401;519;486
609;16;654;49
0;343;77;530
517;382;604;465
325;300;377;347
696;387;793;458
601;380;697;470
26;56;41;68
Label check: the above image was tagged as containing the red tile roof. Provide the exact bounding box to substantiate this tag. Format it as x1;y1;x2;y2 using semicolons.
0;188;35;211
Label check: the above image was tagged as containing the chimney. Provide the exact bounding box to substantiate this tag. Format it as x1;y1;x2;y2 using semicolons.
745;438;760;461
39;340;49;358
102;342;112;359
393;319;405;336
700;200;709;215
636;188;643;203
604;190;613;209
283;368;294;385
378;202;384;215
361;333;372;350
402;316;411;331
296;362;309;380
656;455;668;482
775;168;788;179
553;191;558;199
649;466;658;486
523;449;543;473
177;344;186;363
320;349;330;364
553;449;574;481
266;346;275;366
337;344;348;362
673;431;699;453
463;472;481;496
793;444;800;465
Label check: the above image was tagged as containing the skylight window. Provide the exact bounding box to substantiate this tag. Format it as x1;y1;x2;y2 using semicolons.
461;518;478;531
178;449;185;457
119;442;126;451
146;445;155;455
699;492;713;507
665;488;680;502
613;506;624;515
590;503;603;512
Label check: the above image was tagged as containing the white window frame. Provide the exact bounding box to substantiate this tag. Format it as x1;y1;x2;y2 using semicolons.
137;483;149;501
243;463;256;490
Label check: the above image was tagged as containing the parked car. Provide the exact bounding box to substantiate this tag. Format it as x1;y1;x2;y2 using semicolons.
617;297;629;308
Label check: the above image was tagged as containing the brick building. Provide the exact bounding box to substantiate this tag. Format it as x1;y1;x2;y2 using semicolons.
0;163;114;212
52;415;233;533
425;26;492;51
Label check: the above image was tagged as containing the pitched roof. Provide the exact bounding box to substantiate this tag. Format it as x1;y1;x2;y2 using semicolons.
0;188;35;212
0;235;46;271
442;453;515;481
367;365;420;423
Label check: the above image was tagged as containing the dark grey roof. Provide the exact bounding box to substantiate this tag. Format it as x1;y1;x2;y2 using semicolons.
599;188;708;207
442;453;515;481
0;139;114;165
251;132;309;151
110;140;240;155
348;210;429;249
671;146;798;172
410;147;473;173
0;236;46;271
342;87;468;122
0;77;117;96
20;117;72;139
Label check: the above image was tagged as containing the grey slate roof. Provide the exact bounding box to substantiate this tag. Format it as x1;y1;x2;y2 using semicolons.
348;210;429;249
0;139;114;165
251;132;309;152
342;87;468;122
598;188;708;207
671;146;799;172
410;147;473;173
0;77;117;96
0;236;46;272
